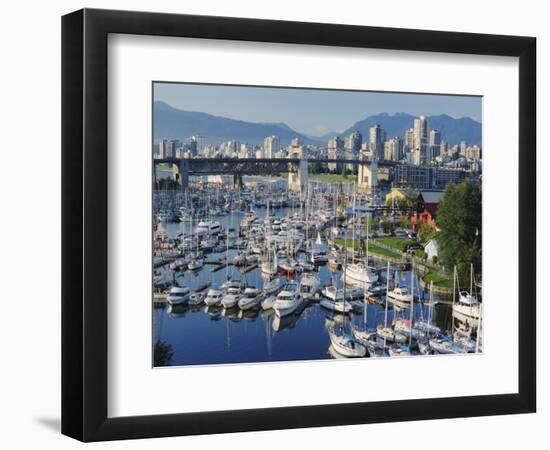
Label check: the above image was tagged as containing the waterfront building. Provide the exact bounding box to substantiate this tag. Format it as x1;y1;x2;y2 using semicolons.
394;163;471;189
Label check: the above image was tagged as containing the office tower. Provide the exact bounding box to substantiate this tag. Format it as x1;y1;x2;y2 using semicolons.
327;136;344;171
428;129;441;161
384;136;403;161
413;116;428;164
368;124;386;161
404;128;415;152
263;135;280;159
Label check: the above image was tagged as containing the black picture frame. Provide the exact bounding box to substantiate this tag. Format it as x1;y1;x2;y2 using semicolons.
62;8;536;442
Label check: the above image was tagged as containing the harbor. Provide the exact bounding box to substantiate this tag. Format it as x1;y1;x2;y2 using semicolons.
153;178;482;366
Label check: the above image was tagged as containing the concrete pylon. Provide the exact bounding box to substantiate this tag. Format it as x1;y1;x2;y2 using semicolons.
178;159;189;190
357;160;378;192
288;158;308;195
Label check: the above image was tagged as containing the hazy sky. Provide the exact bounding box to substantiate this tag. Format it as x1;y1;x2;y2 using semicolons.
154;82;482;137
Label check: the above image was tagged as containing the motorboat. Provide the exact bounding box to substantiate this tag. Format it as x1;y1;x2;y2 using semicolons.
298;273;320;300
344;262;378;287
166;286;190;306
188;291;206;306
273;282;303;317
204;288;224;306
453;291;481;323
238;287;262;310
387;286;413;308
221;293;240;308
321;285;344;301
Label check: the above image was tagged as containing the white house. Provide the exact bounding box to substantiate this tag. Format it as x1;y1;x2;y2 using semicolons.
424;239;439;261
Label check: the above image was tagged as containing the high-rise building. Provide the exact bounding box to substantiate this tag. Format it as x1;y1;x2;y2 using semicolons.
368;125;386;161
158;139;178;158
428;129;441;161
263;135;280;159
345;131;362;157
384;136;403;161
465;145;482;161
412;116;428;164
327;136;344;171
404;128;415;152
460;140;468;156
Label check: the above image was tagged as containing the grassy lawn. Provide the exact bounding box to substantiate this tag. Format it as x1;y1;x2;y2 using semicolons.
334;240;402;259
310;174;358;184
372;236;411;252
422;268;453;289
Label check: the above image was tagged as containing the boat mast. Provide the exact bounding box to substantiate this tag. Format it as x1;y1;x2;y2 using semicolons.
452;266;457;341
384;261;390;348
409;260;415;348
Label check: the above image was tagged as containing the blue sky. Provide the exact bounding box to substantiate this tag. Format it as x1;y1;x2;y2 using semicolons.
154;82;482;137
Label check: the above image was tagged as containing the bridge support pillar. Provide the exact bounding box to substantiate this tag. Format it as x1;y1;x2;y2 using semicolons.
288;158;309;195
178;159;189;190
357;160;378;192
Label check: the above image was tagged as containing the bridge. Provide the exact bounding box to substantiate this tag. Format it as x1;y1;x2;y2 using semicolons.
154;157;398;193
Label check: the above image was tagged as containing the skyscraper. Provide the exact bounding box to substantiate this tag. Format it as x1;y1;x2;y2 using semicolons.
413;116;428;165
428;129;441;161
263;135;280;159
327;136;344;171
368;125;386;161
384;136;403;161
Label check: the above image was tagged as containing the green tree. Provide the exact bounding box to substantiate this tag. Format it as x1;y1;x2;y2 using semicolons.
436;180;482;281
418;222;437;243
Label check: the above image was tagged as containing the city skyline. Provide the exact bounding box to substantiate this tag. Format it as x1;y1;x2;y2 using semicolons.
154;83;482;137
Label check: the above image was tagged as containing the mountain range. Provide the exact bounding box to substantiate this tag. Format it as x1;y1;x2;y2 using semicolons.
154;101;481;148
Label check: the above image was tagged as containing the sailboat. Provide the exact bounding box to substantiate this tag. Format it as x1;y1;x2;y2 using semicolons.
377;262;407;345
430;267;465;354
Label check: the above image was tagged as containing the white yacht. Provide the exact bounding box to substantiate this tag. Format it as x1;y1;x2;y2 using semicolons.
204;288;224;306
166;286;190;306
298;273;320;300
344;262;378;287
321;285;344;301
196;220;221;236
387;286;413;308
221;293;240;308
453;291;481;323
238;287;262;310
188;291;206;306
273;282;303;317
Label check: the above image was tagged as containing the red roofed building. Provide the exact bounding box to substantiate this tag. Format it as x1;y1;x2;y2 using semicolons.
411;190;444;231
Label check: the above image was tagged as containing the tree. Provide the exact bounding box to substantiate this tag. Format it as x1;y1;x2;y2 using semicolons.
436;180;482;282
418;222;437;243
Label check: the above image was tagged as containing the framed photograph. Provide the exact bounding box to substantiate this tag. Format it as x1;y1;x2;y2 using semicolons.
62;8;536;441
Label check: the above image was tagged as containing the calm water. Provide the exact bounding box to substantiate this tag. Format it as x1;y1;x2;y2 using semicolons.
153;207;453;367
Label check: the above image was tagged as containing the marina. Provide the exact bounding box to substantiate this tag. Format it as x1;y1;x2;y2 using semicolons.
153;179;482;366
